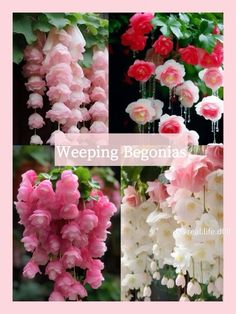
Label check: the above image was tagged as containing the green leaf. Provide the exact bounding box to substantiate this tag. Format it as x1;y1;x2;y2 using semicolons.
13;34;26;64
179;13;190;23
13;14;37;44
198;34;216;53
88;180;101;190
80;49;93;68
170;26;183;39
38;173;51;181
33;14;51;32
160;25;171;37
74;166;91;183
152;17;166;27
45;13;70;29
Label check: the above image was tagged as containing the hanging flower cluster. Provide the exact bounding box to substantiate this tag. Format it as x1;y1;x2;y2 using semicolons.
23;24;108;145
15;168;117;301
121;145;223;301
122;13;224;143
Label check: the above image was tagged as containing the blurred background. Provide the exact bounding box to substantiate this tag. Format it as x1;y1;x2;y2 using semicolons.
13;145;120;301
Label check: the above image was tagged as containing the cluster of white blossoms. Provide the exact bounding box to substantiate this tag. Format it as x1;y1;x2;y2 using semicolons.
121;146;223;301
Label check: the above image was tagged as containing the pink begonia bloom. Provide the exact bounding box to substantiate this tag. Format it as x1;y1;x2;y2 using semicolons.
49;291;65;301
29;209;51;229
187;130;199;145
24;45;44;64
32;247;49;265
22;169;37;184
62;109;83;131
175;80;199;108
71;62;84;78
206;144;223;169
46;102;71;124
90;87;107;102
47;235;61;255
64;25;86;61
159;114;187;134
79;209;98;232
62;247;83;268
165;154;213;192
21;235;38;252
25;76;46;95
55;272;75;296
30;134;43;145
89;102;108;122
46;130;65;146
61;222;81;242
45;261;64;280
88;238;107;258
22;63;44;78
80;126;89;133
85;268;104;289
59;170;79;190
195;96;223;122
92;49;108;70
147;181;168;203
122;185;141;207
199;67;223;91
60;204;79;220
90;121;108;133
34;180;55;201
150;99;164;121
155;59;185;89
66;126;80;133
46;63;73;87
28;113;45;129
23;260;41;279
47;83;71;103
27;93;43;109
68;282;87;300
92;70;107;88
79;107;91;121
67;91;86;108
126;98;156;125
43;43;71;69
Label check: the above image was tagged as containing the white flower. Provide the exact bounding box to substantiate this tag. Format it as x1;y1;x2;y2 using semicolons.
179;293;190;301
176;273;186;288
150;261;157;272
215;276;223;295
194;280;202;295
30;134;43;145
161;276;168;286
171;247;191;273
206;169;223;195
153;271;160;280
173;227;195;249
143;286;152;297
166;278;175;289
173;196;204;225
187;280;195;297
195;96;223;122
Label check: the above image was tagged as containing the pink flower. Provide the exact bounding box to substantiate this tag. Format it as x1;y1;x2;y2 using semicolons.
79;107;91;121
121;28;147;51
68;281;87;300
153;35;173;57
67;91;85;108
195;96;223;122
46;102;71;124
71;62;84;78
61;222;80;242
27;93;43;109
23;260;41;279
92;70;107;88
47;234;61;255
34;180;55;199
60;204;79;220
80;126;89;133
199;67;223;91
128;60;155;82
179;45;199;65
175;81;199;108
24;45;44;64
46;63;73;87
30;135;43;145
89;102;108;122
46;130;65;146
45;261;63;280
29;209;51;229
43;43;71;69
32;247;49;265
64;25;86;62
85;268;104;289
92;49;108;70
165;154;213;192
90;121;108;133
62;247;82;268
90;87;107;102
125;98;156;125
150;99;164;121
47;83;71;103
21;235;38;252
130;13;154;34
187;130;199;146
155;59;185;89
147;181;168;203
79;209;98;232
55;272;75;296
206;144;223;169
159;114;186;134
88;238;107;258
25;76;46;95
49;291;65;301
122;186;141;207
28;113;45;129
22;63;44;78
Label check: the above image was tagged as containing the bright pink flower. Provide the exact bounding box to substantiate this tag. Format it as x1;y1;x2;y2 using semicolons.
21;235;38;252
198;43;223;68
89;102;108;122
46;63;73;87
60;204;79;220
27;93;43;109
29;209;51;229
62;247;82;268
47;234;61;254
45;261;64;280
55;272;75;296
195;96;223;122
213;25;220;35
47;83;71;103
23;260;41;279
32;247;49;265
147;181;168;203
179;45;198;65
79;209;98;232
156;60;185;89
199;67;223;91
159;114;186;134
88;238;107;258
46;102;71;124
126;98;156;125
122;186;141;207
85;268;104;289
25;76;46;95
175;81;199;108
153;35;173;57
49;290;65;301
24;45;44;64
121;28;147;51
61;222;80;242
130;13;154;34
90;121;108;133
68;281;87;300
206;144;223;169
34;180;55;201
128;60;155;82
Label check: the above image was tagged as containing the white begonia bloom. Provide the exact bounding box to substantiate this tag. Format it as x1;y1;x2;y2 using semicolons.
192;243;215;264
206;169;223;195
167;278;175;289
153;271;160;280
176;273;186;288
161;276;168;286
150;261;157;272
179;294;190;301
173;196;204;225
205;190;223;213
194;280;202;295
173;227;195;249
171;247;191;273
187;280;196;297
143;286;152;297
194;213;220;242
215;276;223;295
30;134;43;145
207;282;215;294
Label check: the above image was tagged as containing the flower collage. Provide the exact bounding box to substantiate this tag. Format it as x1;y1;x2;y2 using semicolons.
13;12;223;302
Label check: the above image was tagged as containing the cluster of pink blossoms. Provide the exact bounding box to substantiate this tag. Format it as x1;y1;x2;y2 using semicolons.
15;169;117;301
23;25;108;145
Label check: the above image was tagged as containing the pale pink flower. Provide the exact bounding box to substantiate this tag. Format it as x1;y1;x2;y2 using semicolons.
49;291;65;301
199;67;223;91
92;48;108;70
195;96;223;121
46;63;73;87
29;209;51;229
65;25;86;61
126;98;156;125
71;62;84;78
79;107;91;121
159;114;186;133
206;144;223;169
45;261;63;280
30;135;43;145
147;181;168;203
92;70;107;88
27;93;43;109
90;121;108;133
85;268;104;289
22;63;44;78
47;235;61;255
88;238;107;258
25;76;46;95
155;59;185;89
175;80;199;108
24;45;44;64
21;235;38;252
187;130;199;145
90;87;107;102
67;91;86;108
89;102;108;122
122;186;141;207
46;102;71;124
68;282;87;300
43;43;71;69
47;83;71;103
66;126;80;133
150;99;164;121
28;113;45;129
23;260;41;279
80;126;89;133
46;130;65;146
